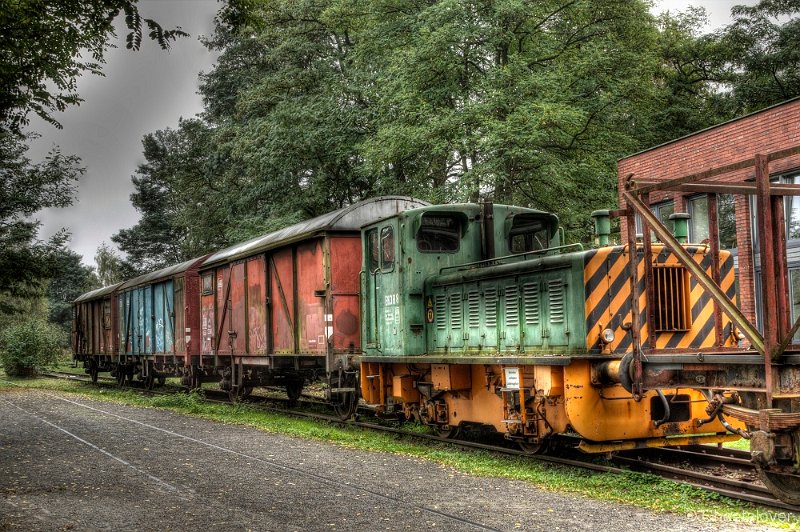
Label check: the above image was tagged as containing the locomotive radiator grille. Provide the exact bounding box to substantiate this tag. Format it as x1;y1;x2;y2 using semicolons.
653;266;689;331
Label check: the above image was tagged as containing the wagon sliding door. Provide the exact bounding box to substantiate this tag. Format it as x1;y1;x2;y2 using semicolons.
269;248;296;354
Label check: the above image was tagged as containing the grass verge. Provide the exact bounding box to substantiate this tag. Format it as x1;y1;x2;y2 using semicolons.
1;375;796;529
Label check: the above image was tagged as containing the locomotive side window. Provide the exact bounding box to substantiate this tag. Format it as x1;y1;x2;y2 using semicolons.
367;229;379;272
380;226;394;271
417;213;461;253
510;214;550;253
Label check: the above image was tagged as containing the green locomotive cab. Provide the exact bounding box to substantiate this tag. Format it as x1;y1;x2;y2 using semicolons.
360;203;572;359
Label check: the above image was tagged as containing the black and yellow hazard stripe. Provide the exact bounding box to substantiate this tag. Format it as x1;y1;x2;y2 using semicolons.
584;244;737;353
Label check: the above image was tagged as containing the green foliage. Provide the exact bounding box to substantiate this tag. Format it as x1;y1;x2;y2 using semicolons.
115;1;800;258
0;318;64;377
720;0;800;112
94;242;136;286
112;120;228;269
0;0;187;133
46;249;100;339
0;131;83;314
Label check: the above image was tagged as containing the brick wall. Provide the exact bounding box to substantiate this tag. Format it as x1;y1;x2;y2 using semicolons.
617;98;800;323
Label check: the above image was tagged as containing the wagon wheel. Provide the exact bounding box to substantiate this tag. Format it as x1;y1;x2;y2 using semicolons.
88;359;98;384
756;467;800;505
157;374;166;387
144;372;155;390
331;372;359;420
228;386;241;403
241;386;253;398
286;378;303;405
116;366;127;387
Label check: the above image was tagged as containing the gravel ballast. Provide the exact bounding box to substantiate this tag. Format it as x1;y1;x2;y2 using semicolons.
0;388;779;531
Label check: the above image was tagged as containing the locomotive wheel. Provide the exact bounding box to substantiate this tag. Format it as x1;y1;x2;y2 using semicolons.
434;425;461;439
331;372;359;420
518;441;547;454
756;466;800;505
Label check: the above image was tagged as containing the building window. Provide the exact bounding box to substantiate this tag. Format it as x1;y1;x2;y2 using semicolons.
786;175;800;240
636;201;674;241
688;195;709;243
718;194;737;250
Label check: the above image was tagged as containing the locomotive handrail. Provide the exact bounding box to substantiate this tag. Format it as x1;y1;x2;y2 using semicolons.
438;243;584;275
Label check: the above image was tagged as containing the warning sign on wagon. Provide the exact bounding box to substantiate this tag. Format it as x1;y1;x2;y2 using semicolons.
504;367;520;390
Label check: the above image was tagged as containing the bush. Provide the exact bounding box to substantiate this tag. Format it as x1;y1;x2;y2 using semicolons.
0;319;64;377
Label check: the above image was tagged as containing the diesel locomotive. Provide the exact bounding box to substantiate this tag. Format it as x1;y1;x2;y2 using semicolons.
73;193;800;504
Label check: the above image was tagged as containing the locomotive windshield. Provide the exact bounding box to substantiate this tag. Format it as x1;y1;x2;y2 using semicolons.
509;214;551;253
417;213;461;252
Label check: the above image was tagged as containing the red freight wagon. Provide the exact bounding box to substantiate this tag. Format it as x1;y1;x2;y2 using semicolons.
197;196;428;404
72;283;122;382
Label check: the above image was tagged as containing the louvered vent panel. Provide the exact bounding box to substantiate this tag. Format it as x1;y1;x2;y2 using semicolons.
523;282;540;325
435;294;447;330
505;286;519;327
468;291;480;328
548;280;565;324
484;288;498;328
449;292;463;329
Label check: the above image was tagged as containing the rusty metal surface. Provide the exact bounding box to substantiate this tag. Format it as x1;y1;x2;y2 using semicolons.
118;256;207;291
247;256;267;355
202;196;429;268
297;240;325;354
73;282;122;303
330;237;361;352
270;248;296;353
623;191;766;355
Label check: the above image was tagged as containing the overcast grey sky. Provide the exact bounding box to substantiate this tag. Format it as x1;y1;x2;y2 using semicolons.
30;0;750;269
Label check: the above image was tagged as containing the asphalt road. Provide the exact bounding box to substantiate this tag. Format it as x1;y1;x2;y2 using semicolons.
0;388;773;531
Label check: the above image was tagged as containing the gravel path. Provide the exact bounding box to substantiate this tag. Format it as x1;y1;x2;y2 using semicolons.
0;388;781;531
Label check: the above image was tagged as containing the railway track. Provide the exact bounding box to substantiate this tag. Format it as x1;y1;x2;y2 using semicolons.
37;370;800;513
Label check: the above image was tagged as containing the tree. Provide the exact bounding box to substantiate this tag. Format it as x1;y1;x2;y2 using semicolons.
95;242;133;286
719;0;800;112
46;249;100;338
0;318;64;377
0;131;83;314
112;119;228;269
0;0;188;133
647;8;736;144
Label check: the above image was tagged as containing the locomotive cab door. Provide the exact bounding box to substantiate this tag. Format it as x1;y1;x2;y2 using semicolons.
363;222;402;353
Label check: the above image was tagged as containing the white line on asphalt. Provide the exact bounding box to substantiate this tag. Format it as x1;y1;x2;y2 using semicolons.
49;394;497;531
1;398;184;496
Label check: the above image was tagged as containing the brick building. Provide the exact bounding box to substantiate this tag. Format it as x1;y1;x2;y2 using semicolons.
617;97;800;328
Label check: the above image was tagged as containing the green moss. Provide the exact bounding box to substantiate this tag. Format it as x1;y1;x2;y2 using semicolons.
1;375;797;529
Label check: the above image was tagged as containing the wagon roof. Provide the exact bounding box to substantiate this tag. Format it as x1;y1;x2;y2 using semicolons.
201;196;429;268
118;255;208;291
73;282;123;303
